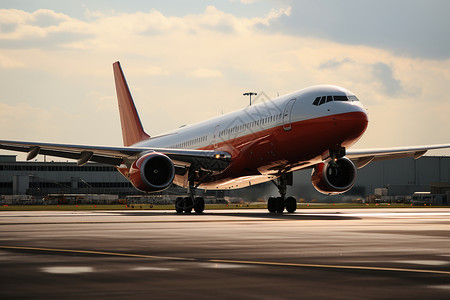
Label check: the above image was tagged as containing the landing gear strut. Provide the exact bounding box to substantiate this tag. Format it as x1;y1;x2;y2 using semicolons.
268;173;297;213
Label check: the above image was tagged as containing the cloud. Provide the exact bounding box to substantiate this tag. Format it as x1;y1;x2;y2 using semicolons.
319;58;354;70
371;62;402;95
271;0;450;60
318;58;407;96
0;8;92;49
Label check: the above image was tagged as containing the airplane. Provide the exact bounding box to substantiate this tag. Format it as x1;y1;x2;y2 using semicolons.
1;61;449;214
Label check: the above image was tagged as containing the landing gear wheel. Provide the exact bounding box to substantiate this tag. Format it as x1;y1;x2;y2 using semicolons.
275;197;285;213
194;197;205;214
183;197;193;214
285;196;297;213
267;197;276;212
175;197;184;214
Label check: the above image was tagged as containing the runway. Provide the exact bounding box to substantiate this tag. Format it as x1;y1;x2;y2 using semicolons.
1;208;450;299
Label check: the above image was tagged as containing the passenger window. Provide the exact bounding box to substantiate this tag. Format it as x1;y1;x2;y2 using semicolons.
313;97;321;105
319;96;326;105
326;96;333;102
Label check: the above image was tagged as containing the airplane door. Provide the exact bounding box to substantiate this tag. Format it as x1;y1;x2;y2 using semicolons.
213;125;220;149
283;99;296;131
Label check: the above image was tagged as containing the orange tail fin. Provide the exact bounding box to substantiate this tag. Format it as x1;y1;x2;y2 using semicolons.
113;61;150;147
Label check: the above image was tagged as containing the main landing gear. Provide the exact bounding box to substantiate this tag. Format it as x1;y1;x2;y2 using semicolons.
175;171;205;214
267;173;297;213
175;196;204;214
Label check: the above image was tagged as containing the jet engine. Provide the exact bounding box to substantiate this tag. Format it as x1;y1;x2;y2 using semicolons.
128;152;175;192
311;157;357;195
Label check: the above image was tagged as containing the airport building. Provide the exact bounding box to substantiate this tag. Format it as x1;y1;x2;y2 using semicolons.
0;155;449;204
0;155;214;204
0;155;140;200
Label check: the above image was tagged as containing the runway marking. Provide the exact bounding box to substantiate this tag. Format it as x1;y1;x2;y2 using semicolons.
396;260;449;266
2;245;450;276
131;266;174;271
208;259;450;276
42;266;94;274
0;246;195;261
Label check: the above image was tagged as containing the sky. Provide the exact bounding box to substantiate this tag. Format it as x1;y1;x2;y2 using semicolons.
0;0;449;161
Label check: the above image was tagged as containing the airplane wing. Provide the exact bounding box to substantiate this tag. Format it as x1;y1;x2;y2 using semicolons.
346;144;450;169
0;140;231;172
1;140;449;172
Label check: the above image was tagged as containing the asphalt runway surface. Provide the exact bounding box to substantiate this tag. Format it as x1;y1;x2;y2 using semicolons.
1;208;450;299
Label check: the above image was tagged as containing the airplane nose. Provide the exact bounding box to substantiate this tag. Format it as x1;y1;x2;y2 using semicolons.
353;110;368;137
333;110;368;147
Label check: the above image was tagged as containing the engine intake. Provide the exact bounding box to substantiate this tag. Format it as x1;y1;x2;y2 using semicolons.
311;157;357;195
128;152;175;192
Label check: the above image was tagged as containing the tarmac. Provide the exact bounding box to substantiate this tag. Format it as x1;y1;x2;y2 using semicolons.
1;208;450;299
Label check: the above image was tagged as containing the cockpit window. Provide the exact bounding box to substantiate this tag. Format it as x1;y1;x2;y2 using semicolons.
348;95;359;101
333;95;348;101
312;94;358;106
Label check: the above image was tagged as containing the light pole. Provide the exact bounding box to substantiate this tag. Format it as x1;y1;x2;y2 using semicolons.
243;92;257;106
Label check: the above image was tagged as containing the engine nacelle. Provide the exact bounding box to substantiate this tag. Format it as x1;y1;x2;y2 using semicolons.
128;152;175;192
311;157;357;195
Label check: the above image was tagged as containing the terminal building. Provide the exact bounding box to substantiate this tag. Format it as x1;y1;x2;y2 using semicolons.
0;155;137;197
0;155;449;205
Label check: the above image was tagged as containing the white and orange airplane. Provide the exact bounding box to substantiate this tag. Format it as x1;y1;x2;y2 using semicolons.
1;62;449;213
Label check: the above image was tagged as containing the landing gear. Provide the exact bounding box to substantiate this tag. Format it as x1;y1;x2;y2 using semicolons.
175;196;204;214
175;197;192;213
285;196;297;213
274;197;285;213
267;197;276;212
268;173;297;213
183;197;193;213
194;197;205;214
175;169;205;214
175;197;184;214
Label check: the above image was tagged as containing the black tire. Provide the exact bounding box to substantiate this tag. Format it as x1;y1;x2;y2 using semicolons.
267;197;276;212
275;197;285;213
175;197;184;214
194;197;205;214
285;196;297;213
184;197;193;213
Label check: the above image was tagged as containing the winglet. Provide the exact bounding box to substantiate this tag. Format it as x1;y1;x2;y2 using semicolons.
113;61;151;147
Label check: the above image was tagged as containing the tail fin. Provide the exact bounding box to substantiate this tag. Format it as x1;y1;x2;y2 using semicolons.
113;61;150;147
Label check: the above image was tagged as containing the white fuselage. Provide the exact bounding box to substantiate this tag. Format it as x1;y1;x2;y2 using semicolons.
134;85;368;189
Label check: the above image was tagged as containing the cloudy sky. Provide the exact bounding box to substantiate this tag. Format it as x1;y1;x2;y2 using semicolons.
1;0;449;160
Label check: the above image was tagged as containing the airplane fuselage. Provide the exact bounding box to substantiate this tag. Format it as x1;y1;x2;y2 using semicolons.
133;85;368;189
